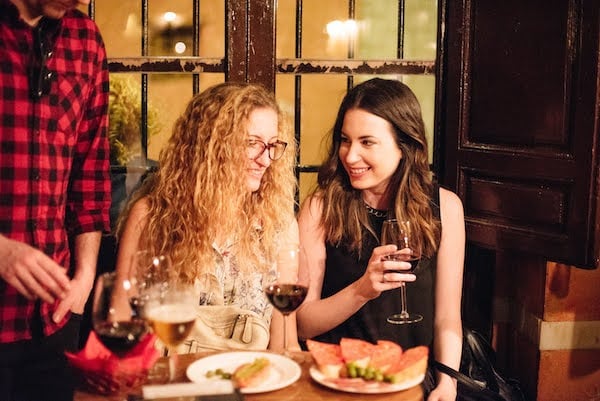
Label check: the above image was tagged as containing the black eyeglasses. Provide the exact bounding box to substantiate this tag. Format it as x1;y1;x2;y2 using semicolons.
29;23;55;99
247;139;288;161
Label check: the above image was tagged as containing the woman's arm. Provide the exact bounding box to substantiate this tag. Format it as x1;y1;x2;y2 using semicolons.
428;188;465;401
295;195;408;339
268;219;301;351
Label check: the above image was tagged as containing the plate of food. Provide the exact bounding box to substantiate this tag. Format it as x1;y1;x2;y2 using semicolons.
306;338;428;394
186;351;301;394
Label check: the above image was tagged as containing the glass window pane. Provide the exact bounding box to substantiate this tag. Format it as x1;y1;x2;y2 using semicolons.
299;173;318;205
199;0;225;57
147;74;224;160
276;0;297;59
355;0;399;59
300;75;347;166
148;0;224;57
96;3;142;57
301;0;350;58
404;0;438;60
402;75;436;161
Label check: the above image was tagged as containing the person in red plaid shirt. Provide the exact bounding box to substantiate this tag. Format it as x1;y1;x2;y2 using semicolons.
0;0;111;400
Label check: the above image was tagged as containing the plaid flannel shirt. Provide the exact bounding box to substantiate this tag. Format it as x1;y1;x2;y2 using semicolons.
0;0;111;343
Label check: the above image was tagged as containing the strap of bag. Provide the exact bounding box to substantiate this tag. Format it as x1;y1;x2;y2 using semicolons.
464;328;500;392
431;360;505;401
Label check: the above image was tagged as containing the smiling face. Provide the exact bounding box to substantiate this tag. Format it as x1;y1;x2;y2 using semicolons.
245;107;279;192
339;108;402;203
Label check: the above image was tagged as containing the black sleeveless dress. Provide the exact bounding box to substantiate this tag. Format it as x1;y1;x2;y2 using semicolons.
314;187;440;349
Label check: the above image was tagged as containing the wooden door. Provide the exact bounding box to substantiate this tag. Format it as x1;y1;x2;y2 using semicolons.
437;0;600;269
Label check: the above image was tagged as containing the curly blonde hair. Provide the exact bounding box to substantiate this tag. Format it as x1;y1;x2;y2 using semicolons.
119;82;297;281
314;78;440;258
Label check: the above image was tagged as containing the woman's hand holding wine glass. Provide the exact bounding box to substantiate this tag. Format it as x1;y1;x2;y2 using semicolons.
380;219;423;324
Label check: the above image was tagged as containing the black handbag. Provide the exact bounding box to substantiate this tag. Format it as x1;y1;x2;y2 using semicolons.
430;328;527;401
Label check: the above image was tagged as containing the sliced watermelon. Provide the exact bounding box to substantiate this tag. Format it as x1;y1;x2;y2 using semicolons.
369;340;403;374
340;338;376;368
386;345;429;384
306;339;344;378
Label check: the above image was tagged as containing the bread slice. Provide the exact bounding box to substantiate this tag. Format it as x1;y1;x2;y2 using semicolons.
232;357;271;388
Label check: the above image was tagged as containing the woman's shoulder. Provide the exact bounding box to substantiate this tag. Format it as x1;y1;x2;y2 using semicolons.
439;187;462;206
131;196;149;212
300;191;324;210
438;187;465;221
127;196;151;224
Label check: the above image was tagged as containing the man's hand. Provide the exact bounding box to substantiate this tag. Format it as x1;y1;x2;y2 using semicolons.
52;274;95;323
51;231;101;323
0;235;71;303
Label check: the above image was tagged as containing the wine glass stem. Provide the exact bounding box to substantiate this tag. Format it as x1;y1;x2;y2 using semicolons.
168;347;177;382
282;314;288;353
400;282;409;319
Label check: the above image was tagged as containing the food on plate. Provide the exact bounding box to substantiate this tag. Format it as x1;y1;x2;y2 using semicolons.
385;345;429;384
340;338;375;369
306;339;344;378
231;357;272;388
308;338;428;386
205;368;232;380
369;340;403;374
203;357;272;388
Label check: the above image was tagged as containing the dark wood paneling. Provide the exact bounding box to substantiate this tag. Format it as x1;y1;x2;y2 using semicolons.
226;0;247;83
464;174;568;231
225;0;276;90
247;0;276;89
468;2;570;147
439;0;600;268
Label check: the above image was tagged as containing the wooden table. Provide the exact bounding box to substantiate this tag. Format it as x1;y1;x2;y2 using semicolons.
74;352;424;401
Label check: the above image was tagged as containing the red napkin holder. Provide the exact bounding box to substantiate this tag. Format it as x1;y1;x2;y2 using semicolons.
65;331;160;395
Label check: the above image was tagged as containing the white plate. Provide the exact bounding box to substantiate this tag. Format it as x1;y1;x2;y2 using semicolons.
186;351;301;394
309;366;424;394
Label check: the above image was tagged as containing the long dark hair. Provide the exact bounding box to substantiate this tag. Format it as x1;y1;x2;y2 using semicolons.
313;78;440;257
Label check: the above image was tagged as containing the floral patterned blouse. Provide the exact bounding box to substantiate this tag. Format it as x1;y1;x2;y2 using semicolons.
194;241;275;324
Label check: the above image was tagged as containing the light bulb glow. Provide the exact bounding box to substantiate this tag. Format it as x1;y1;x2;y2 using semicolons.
163;11;177;23
174;42;186;54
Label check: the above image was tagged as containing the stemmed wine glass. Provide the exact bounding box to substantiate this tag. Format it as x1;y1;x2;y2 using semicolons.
264;246;309;358
381;219;423;324
128;251;172;320
91;271;152;398
139;254;197;382
92;271;149;356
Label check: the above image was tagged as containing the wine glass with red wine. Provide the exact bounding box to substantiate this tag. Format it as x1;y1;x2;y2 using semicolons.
92;271;148;356
381;219;423;324
264;246;309;356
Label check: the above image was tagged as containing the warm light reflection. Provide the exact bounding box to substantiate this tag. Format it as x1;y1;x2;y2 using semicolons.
325;19;359;56
326;19;358;40
163;11;177;23
174;41;186;54
124;13;140;38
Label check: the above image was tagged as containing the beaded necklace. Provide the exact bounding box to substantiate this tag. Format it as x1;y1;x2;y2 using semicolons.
364;203;388;218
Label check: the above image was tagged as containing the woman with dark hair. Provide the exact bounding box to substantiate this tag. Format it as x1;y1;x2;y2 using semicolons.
297;78;464;400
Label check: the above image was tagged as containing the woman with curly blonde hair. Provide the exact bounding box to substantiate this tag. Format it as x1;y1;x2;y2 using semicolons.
114;82;299;352
297;78;465;401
